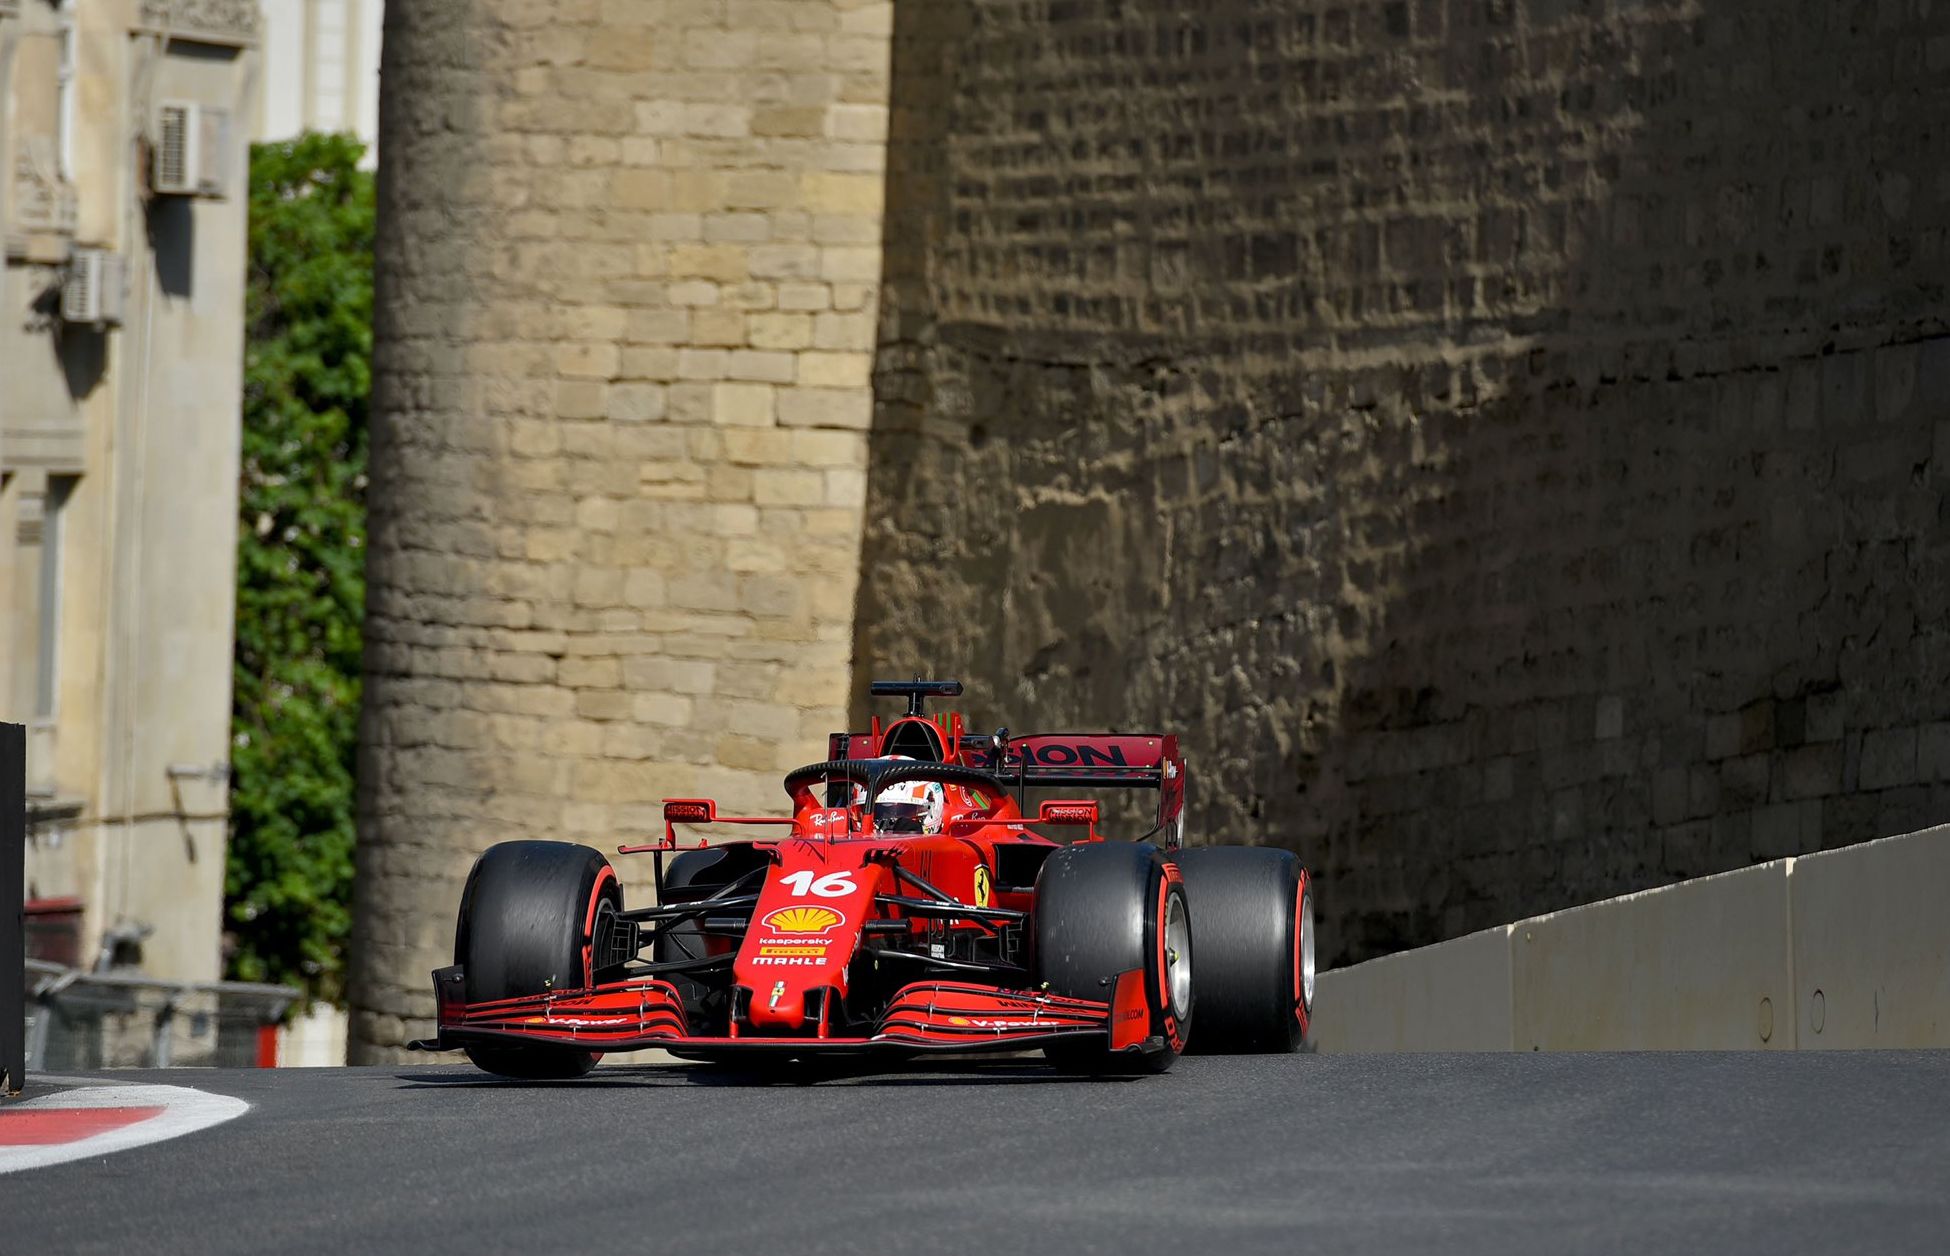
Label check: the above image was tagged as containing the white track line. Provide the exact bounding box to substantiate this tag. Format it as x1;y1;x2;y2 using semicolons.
0;1083;249;1174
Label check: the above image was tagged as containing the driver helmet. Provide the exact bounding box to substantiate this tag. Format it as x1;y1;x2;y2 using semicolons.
872;766;945;835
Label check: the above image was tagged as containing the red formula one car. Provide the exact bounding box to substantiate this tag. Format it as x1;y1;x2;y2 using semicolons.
414;680;1315;1077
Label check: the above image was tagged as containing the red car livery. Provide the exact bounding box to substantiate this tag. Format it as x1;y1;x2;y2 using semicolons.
415;680;1315;1077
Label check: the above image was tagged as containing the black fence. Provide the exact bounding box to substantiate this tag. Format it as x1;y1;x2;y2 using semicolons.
4;722;24;1096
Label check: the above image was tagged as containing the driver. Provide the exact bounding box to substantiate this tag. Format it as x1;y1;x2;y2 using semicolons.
872;773;945;835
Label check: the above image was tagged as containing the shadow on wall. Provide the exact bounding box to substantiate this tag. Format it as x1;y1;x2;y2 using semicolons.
857;0;1950;966
148;197;195;299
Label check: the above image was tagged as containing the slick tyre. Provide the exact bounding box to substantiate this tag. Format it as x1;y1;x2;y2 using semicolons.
455;840;622;1079
1034;843;1192;1075
1175;846;1314;1053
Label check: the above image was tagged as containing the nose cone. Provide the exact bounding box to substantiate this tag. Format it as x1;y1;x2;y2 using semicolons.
736;843;878;1033
747;983;810;1031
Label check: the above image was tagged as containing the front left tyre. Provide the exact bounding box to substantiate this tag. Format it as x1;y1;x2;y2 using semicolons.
454;840;622;1079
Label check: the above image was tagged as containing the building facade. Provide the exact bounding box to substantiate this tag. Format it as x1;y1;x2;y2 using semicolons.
257;0;381;154
1;1;257;982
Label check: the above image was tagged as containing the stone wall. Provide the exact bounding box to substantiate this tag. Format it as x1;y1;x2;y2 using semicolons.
350;0;892;1058
859;0;1950;965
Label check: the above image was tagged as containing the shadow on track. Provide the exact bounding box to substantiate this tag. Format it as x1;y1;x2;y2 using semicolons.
393;1057;1135;1090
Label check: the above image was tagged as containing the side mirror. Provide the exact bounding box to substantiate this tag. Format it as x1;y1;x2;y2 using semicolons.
1037;800;1099;826
662;799;717;825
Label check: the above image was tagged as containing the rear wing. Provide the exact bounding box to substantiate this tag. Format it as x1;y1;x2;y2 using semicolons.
827;731;1186;846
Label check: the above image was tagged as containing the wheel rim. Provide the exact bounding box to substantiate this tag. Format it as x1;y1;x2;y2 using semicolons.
1299;885;1316;1012
1163;890;1193;1019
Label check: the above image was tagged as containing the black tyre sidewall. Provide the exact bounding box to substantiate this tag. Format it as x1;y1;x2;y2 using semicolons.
455;840;619;1078
1175;846;1305;1054
1034;843;1190;1073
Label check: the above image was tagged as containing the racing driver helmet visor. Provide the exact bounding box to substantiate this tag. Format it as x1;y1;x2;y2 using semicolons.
872;800;933;834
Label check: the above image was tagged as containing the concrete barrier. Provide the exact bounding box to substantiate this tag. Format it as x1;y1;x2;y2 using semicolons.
1312;925;1514;1053
277;1004;350;1068
1511;860;1794;1051
1791;823;1950;1049
1315;825;1949;1052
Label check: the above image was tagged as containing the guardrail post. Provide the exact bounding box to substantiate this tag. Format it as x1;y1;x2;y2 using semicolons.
3;722;24;1096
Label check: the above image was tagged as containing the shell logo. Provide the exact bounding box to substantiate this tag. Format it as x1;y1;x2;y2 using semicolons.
762;906;844;934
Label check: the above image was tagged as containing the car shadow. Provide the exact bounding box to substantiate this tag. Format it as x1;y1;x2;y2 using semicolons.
393;1058;1138;1089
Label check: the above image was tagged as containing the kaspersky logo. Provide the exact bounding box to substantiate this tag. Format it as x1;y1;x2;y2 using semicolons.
761;906;844;935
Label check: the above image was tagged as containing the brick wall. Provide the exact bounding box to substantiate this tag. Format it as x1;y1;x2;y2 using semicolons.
860;0;1950;964
350;0;892;1059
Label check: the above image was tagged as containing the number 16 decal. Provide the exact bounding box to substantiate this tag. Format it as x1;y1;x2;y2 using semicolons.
779;870;857;898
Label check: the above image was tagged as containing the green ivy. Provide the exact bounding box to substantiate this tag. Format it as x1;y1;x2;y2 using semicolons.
226;134;374;1005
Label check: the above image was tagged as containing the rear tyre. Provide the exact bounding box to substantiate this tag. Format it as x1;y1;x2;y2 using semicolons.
1034;843;1192;1075
1175;846;1313;1053
455;840;622;1079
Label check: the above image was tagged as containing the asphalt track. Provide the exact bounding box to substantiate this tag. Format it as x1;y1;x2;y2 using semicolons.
6;1051;1950;1255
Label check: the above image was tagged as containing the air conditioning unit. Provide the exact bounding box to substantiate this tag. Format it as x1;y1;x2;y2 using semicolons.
153;101;231;198
62;249;126;327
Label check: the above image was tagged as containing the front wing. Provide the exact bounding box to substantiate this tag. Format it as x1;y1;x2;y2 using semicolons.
412;967;1159;1058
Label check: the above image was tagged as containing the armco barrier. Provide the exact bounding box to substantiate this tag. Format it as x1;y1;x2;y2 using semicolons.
1315;824;1949;1053
1791;824;1950;1049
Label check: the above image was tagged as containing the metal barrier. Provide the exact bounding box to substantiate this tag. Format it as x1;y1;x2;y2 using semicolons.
3;723;23;1095
23;960;297;1070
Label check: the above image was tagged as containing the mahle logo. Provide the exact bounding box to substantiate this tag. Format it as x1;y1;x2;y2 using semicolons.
763;906;844;934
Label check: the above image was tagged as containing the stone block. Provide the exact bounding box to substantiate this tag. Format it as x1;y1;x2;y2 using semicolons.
1779;744;1842;801
778;283;832;311
668;243;751;283
556;342;620;380
796;351;871;388
776;387;872;429
827;103;887;143
748;312;815;349
1860;727;1920;790
704;213;773;244
726;171;802;210
683;27;756;69
812;310;875;350
728;350;797;383
609;383;668;422
753;106;827;137
714;382;777;426
819;245;881;283
750;244;822;280
690;308;748;347
1920;723;1950;781
676;348;731;380
754;467;825;506
1721;753;1770;806
801;172;882;215
790;430;864;467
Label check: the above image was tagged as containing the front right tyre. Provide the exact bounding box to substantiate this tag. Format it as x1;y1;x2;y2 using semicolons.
454;840;621;1079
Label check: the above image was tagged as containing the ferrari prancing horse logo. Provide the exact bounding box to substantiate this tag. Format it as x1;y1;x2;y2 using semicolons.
973;866;992;909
